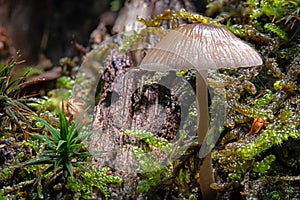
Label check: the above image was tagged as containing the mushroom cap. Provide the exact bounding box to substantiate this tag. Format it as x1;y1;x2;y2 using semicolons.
140;23;263;71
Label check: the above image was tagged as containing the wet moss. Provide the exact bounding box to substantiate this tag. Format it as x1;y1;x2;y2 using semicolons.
200;0;300;198
136;1;300;197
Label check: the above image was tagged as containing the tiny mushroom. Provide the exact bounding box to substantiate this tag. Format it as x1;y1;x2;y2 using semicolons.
139;23;263;199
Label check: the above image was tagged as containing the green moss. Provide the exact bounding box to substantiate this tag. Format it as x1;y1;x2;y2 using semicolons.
238;123;300;158
228;24;245;38
0;168;14;183
56;76;74;90
125;129;172;153
254;89;274;108
110;0;122;12
253;154;276;174
232;102;274;120
207;2;299;195
250;0;299;21
273;80;286;90
264;23;288;42
132;146;170;193
67;166;122;200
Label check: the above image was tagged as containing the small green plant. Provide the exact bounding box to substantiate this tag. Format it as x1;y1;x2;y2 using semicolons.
24;103;91;178
0;57;34;139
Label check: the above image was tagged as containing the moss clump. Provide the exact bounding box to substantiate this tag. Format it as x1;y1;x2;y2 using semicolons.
66;166;122;200
202;0;300;199
253;154;276;174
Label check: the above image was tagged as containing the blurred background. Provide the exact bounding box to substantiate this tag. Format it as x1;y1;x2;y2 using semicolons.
0;0;208;65
0;0;115;64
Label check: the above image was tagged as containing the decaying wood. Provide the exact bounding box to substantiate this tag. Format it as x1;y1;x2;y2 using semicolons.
86;0;211;198
88;48;185;198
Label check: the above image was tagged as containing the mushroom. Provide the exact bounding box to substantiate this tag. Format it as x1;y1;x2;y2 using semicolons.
139;23;262;199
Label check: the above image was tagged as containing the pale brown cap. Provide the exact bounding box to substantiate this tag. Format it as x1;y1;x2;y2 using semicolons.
140;23;263;71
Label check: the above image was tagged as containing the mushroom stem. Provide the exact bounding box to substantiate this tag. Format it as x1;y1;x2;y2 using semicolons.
196;70;216;199
196;71;209;148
